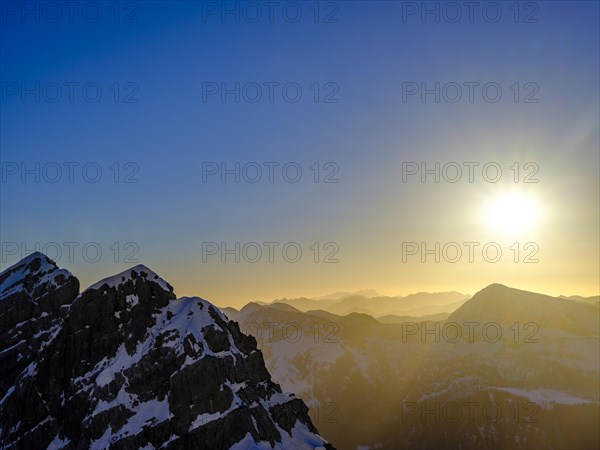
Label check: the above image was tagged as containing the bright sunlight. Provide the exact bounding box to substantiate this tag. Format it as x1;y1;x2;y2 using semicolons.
484;192;542;236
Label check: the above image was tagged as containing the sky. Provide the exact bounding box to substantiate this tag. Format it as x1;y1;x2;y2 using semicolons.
1;1;598;308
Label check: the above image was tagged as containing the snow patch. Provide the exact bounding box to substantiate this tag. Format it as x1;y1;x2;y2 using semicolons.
229;421;329;450
46;435;71;450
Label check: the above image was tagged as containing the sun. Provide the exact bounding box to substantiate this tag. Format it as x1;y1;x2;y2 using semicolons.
484;192;541;236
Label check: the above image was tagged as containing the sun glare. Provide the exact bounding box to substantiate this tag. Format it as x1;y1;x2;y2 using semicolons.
484;192;541;236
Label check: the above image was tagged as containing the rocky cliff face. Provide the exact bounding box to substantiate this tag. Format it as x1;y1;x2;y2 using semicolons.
0;254;333;450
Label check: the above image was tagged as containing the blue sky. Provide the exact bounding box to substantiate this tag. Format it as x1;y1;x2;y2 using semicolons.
1;1;598;306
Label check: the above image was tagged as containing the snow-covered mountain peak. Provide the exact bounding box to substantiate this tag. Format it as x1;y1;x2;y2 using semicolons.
0;252;75;300
84;263;172;293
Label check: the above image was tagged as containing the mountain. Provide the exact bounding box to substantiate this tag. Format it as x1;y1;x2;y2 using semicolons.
448;283;599;335
0;254;333;450
325;292;470;317
227;284;599;449
265;297;339;313
559;294;600;305
262;291;471;318
313;289;382;300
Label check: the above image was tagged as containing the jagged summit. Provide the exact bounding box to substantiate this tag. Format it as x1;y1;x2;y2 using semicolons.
0;251;75;300
85;263;173;293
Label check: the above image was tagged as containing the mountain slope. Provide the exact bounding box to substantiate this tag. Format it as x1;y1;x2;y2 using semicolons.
0;257;332;450
448;283;599;335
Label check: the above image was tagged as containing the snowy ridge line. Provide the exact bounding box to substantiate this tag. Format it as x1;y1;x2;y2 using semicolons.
0;251;53;274
87;295;320;448
90;296;245;389
0;252;74;299
84;264;172;293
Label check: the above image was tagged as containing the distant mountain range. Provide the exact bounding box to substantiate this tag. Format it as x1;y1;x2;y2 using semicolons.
312;289;382;301
254;291;471;319
559;294;600;305
0;253;333;450
226;284;600;449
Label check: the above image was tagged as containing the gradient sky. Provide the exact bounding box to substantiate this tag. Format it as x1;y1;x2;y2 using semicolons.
1;1;598;308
